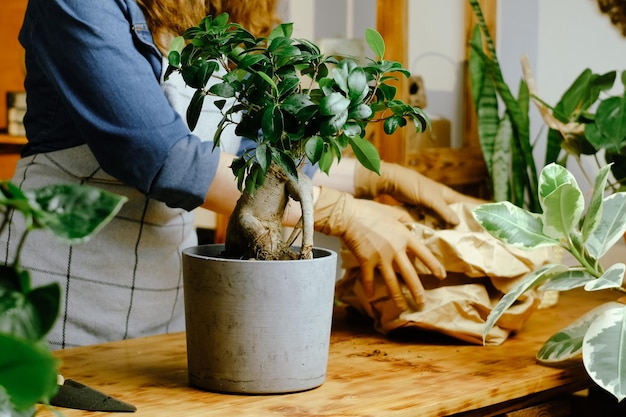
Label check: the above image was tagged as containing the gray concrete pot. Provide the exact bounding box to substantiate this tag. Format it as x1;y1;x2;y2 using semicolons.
182;244;337;394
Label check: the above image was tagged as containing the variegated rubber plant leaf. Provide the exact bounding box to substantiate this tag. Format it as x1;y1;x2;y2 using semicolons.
472;201;559;249
482;263;568;344
537;302;622;366
583;304;626;402
586;192;626;259
473;161;626;402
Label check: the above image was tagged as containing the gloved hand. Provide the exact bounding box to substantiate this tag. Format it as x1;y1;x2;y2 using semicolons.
314;187;446;309
354;161;485;226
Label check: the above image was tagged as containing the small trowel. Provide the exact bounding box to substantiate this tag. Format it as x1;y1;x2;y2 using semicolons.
50;377;136;412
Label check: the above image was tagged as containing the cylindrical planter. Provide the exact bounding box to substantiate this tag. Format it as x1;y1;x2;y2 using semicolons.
182;244;337;394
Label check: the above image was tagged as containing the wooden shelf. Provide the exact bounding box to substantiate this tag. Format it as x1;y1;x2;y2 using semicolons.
0;133;26;146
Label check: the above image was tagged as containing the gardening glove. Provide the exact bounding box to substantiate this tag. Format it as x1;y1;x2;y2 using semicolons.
314;187;446;309
354;161;485;226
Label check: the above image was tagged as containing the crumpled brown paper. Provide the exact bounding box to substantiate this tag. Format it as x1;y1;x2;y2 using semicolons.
336;202;560;345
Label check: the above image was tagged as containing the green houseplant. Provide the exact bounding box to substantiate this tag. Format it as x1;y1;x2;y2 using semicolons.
524;66;626;192
473;162;626;401
0;181;126;415
467;0;542;212
165;13;429;393
166;13;428;261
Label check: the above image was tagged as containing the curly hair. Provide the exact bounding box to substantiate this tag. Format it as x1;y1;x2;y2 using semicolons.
597;0;626;36
137;0;281;53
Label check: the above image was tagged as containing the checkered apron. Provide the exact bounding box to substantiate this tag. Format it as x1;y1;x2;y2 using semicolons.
0;145;196;348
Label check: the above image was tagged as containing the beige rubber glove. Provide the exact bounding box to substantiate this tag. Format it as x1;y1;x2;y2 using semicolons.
314;187;446;309
354;161;485;226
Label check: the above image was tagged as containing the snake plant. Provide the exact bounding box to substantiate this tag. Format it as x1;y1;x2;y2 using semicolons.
467;0;542;212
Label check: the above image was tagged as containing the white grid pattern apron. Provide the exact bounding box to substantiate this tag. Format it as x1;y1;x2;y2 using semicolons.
0;145;196;348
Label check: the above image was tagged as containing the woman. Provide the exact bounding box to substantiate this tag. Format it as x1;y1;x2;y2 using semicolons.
1;0;478;348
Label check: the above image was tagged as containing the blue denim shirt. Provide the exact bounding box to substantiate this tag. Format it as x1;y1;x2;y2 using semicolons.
18;0;220;210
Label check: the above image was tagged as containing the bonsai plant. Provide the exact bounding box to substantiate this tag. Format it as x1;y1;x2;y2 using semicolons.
472;162;626;401
166;13;430;394
0;181;126;415
165;12;428;261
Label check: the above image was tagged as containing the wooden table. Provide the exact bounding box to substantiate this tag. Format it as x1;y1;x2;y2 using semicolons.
39;288;614;417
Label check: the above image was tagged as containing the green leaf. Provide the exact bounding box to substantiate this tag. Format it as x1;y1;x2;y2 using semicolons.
584;263;626;291
583;304;626;401
208;82;236;98
348;136;380;174
365;28;385;59
277;76;300;99
491;115;512;202
582;164;612;242
383;116;404;135
468;26;485;108
181;60;218;89
186;89;205;131
474;71;499;181
587;192;626;259
540;269;595;291
304;136;324;164
269;22;293;40
255;144;270;173
347;67;369;103
282;94;314;116
589;96;626;153
272;151;298;183
320;92;351;116
537;302;621;366
537;163;584;238
342;122;363;139
212;12;230;28
318;143;335;175
472;202;559;249
331;65;349;96
169;36;185;55
483;263;569;343
261;105;283;140
541;182;584;239
0;334;59;410
348;103;374;120
0;291;40;341
31;185;127;244
256;71;279;97
320;111;348;136
538;163;577;200
26;283;61;339
0;281;59;342
377;83;397;102
237;54;266;70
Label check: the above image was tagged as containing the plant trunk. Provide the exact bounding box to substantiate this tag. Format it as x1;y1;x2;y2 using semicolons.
224;164;314;260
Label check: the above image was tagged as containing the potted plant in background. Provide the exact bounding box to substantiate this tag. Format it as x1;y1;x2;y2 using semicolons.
470;0;626;203
0;181;126;415
166;13;429;394
522;64;626;192
467;0;542;212
472;162;626;402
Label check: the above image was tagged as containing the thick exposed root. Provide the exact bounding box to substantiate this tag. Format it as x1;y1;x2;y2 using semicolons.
224;165;315;261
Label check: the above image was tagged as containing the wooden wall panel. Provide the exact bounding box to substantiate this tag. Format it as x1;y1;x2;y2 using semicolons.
374;0;408;165
0;0;27;130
